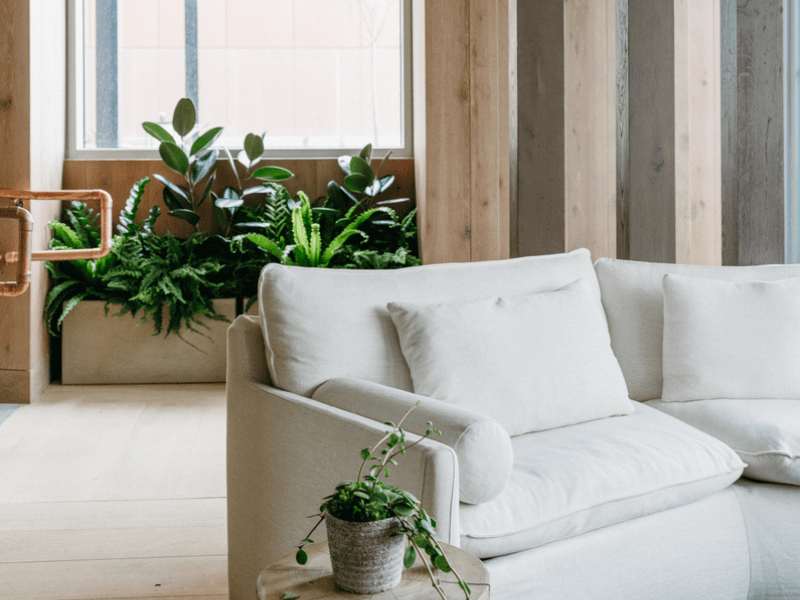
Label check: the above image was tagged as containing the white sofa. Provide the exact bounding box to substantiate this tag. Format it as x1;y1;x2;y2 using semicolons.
226;249;800;600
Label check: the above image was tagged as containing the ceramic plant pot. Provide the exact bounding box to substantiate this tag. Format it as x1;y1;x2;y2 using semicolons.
325;512;405;594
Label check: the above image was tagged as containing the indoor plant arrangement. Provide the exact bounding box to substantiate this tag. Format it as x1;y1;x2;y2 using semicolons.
45;98;420;342
294;404;472;599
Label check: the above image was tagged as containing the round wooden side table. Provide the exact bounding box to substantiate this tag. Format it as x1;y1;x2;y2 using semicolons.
257;542;490;600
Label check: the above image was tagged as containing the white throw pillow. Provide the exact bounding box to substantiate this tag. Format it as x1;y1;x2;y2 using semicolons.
661;274;800;402
387;278;634;436
648;399;800;486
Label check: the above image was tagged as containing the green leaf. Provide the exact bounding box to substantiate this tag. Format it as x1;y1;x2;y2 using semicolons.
360;448;371;461
353;490;370;500
215;195;243;210
199;172;216;202
161;187;185;212
252;166;294;181
172;97;196;137
337;155;352;175
159;141;189;176
281;593;299;600
142;122;175;144
376;149;393;178
191;148;218;183
433;554;451;572
349;156;375;185
344;173;369;193
244;132;265;162
378;174;395;193
168;209;201;226
458;580;472;596
393;504;414;517
154;174;191;207
190;126;223;156
403;545;416;569
359;143;372;163
412;534;428;548
295;549;308;565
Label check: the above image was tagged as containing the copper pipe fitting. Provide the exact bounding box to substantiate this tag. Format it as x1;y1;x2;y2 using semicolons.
0;189;113;261
0;205;33;296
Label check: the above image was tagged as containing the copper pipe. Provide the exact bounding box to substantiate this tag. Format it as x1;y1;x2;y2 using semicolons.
0;205;33;296
0;189;113;262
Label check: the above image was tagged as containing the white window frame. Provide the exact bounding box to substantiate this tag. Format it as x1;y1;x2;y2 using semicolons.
66;0;414;160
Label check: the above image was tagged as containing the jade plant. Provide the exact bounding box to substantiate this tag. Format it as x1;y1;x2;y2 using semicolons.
295;404;472;600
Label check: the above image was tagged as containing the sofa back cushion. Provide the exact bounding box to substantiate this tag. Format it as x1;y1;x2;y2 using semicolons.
259;248;599;397
594;258;800;401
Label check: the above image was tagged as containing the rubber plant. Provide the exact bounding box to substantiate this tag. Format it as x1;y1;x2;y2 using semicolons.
294;403;472;600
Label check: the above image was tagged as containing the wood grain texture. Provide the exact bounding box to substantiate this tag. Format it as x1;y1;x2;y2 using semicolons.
413;0;472;264
616;0;631;260
470;0;510;262
628;0;676;263
62;158;415;237
0;383;228;599
257;542;490;600
735;0;784;265
564;0;617;259
721;0;738;265
515;0;566;257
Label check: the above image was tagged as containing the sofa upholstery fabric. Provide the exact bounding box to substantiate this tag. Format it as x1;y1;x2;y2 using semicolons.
312;377;514;504
594;258;800;401
459;403;744;558
649;398;800;485
259;248;599;397
386;278;633;436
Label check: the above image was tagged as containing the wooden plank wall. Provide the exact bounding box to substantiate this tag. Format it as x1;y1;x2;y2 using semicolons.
0;0;65;404
62;159;415;238
512;0;617;261
727;0;785;265
413;0;510;264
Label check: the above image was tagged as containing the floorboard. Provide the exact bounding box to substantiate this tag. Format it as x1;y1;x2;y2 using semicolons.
0;384;229;600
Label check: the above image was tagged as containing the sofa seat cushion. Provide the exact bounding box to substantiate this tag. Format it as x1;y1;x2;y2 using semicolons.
459;403;745;559
648;398;800;486
259;248;599;397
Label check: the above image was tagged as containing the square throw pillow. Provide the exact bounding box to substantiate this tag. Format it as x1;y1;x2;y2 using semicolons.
661;274;800;402
386;278;633;436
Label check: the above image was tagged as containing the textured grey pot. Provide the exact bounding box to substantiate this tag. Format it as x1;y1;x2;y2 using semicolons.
325;512;405;594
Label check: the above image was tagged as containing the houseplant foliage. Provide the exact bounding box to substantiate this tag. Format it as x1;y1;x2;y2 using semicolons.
295;404;472;599
44;178;228;342
45;97;420;338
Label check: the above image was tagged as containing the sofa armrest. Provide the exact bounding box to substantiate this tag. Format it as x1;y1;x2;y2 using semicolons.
313;377;514;505
226;316;459;600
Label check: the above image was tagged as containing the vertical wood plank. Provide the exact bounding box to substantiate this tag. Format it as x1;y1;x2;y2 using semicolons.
628;0;677;263
515;0;566;257
736;0;784;265
720;0;738;265
564;0;617;259
413;0;472;264
616;0;631;260
469;0;510;262
508;0;519;257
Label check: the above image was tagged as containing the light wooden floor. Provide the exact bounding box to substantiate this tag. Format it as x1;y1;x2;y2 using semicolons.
0;384;228;600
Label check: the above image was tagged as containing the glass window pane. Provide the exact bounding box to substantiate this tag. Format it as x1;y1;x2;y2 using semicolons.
79;0;405;152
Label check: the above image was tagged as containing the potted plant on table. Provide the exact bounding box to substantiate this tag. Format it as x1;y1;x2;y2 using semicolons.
295;404;472;599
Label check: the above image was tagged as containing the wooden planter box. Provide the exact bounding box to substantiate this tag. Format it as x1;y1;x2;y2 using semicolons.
61;299;238;384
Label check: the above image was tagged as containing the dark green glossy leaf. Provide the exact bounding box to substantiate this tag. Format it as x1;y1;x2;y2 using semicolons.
191;148;217;183
412;534;428;548
235;221;271;230
189;126;222;156
161;187;184;212
237;150;252;170
159;141;189;176
349;156;375;184
360;448;371;461
199;172;216;202
252;166;294;181
172;97;196;137
154;174;191;206
242;184;273;197
311;207;339;216
337;155;352;175
433;554;451;572
359;143;372;163
403;545;416;569
393;504;414;517
215;196;244;209
142;122;175;144
213;203;228;229
376;197;410;206
458;580;472;595
295;549;308;565
376;149;393;178
378;174;395;193
344;173;369;193
244;132;265;161
168;209;201;226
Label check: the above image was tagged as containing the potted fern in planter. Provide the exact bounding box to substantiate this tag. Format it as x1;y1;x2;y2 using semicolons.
295;405;472;599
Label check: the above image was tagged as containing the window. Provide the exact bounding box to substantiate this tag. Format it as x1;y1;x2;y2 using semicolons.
68;0;412;158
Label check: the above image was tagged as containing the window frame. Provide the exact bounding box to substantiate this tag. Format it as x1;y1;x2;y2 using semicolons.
66;0;414;160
